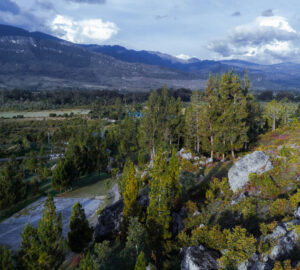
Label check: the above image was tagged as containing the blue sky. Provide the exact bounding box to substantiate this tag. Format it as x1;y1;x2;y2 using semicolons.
1;0;300;64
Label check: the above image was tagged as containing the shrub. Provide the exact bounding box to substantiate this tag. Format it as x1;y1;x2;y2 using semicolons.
190;225;226;251
248;173;280;199
180;159;198;173
290;189;300;209
270;198;292;218
219;226;257;269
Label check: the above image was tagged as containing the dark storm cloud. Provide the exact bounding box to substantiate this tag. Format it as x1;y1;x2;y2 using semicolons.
261;9;274;17
66;0;106;4
0;0;20;14
232;11;241;17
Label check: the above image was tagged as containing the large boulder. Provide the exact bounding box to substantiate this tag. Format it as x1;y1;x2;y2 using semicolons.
94;195;149;242
94;200;124;242
228;151;273;192
181;245;219;270
177;148;193;160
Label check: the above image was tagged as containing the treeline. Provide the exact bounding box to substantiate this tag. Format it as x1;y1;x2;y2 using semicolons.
254;89;300;102
0;88;192;111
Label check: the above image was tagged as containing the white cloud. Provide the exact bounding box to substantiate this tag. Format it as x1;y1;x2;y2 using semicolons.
51;15;119;44
176;54;191;60
208;16;300;64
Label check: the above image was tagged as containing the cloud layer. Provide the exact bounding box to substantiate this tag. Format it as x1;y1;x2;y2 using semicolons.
208;16;300;63
66;0;106;4
0;0;20;15
51;15;119;43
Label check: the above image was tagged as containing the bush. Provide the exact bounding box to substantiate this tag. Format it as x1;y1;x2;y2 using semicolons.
248;173;279;199
219;226;257;269
270;198;292;218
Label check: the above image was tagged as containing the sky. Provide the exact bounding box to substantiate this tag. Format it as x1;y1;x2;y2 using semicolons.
1;0;300;64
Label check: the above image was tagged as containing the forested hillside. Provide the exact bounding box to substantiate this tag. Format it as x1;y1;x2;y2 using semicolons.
0;72;299;269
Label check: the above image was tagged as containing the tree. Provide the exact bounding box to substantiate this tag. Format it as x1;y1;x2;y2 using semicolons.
134;252;147;270
67;202;93;253
0;246;15;270
199;74;220;159
185;90;202;153
217;73;248;159
123;217;146;262
20;195;65;270
168;150;181;209
0;158;26;209
146;151;172;258
26;151;37;173
123;160;139;220
52;157;78;191
265;99;283;131
78;251;97;270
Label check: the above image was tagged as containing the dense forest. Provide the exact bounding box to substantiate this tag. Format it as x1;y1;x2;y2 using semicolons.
0;72;300;269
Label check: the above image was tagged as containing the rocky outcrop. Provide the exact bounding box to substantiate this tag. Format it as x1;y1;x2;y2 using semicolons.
171;208;187;236
177;148;193;160
238;209;300;269
181;245;219;270
94;195;149;242
228;151;273;192
94;200;124;242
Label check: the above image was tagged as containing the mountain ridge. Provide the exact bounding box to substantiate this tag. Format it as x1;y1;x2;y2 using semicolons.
0;24;300;91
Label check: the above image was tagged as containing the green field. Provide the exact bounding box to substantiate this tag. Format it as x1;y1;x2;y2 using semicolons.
0;109;90;119
60;177;117;198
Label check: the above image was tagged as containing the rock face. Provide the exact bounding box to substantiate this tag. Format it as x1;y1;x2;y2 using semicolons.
94;195;149;242
181;245;219;270
93;200;124;242
228;151;273;192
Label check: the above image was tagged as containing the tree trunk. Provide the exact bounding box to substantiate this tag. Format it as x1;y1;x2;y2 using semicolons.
210;136;214;159
272;116;276;131
196;136;200;154
231;149;235;160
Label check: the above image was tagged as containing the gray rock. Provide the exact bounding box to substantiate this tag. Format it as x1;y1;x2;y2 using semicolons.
206;158;213;164
94;195;149;242
181;245;219;270
94;200;123;242
228;151;273;192
171;208;187;236
267;220;300;261
295;207;300;219
177;148;193;160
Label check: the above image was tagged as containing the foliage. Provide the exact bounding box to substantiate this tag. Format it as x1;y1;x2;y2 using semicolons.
78;251;97;270
123;160;139;220
219;226;256;269
19;194;65;270
190;225;226;251
269;198;292;218
0;245;15;270
248;173;279;199
134;251;147;270
67;202;93;253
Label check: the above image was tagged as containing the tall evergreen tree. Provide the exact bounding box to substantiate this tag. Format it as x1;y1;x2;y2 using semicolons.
67;202;93;253
20;195;65;270
123;160;139;220
0;246;15;270
146;151;172;258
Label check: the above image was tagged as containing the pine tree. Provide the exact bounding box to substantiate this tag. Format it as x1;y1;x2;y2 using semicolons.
146;151;172;257
36;195;65;269
218;73;248;159
134;252;147;270
67;202;93;253
0;246;15;270
20;195;65;270
168;149;181;209
123;160;139;219
265;99;283;131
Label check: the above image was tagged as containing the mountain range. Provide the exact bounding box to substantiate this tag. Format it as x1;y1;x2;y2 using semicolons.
0;24;300;91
